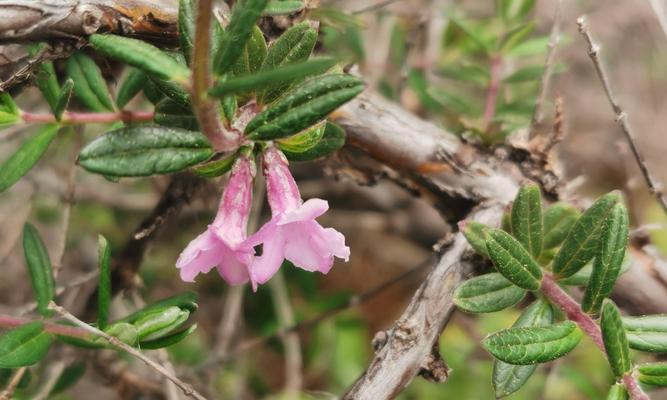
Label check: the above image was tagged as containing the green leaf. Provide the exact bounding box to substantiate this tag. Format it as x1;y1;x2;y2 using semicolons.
192;151;239;178
582;204;629;314
139;324;197;349
120;292;198;325
134;306;190;341
97;235;111;330
553;193;620;278
448;18;492;53
100;322;137;345
0;92;20;127
483;321;582;365
54;79;74;121
142;79;165;105
486;229;543;290
600;300;632;378
22;223;55;316
258;22;318;103
78;126;213;177
623;314;667;352
503;65;544;83
499;0;536;22
501;22;535;53
264;0;304;15
66;52;115;112
506;36;550;57
454;273;526;313
276;120;325;153
116;68;147;108
246;74;364;140
33;61;61;112
559;254;632;286
150;76;191;109
511;184;543;258
0;322;53;368
0;124;59;193
214;0;270;75
606;384;629;400
429;88;480;116
407;69;444;112
543;203;580;249
0;368;31;389
437;63;490;86
493;299;554;398
212;58;336;99
178;0;196;65
89;34;190;84
461;221;490;257
637;362;667;387
279;121;346;161
232;25;267;77
154;98;198;131
50;362;86;395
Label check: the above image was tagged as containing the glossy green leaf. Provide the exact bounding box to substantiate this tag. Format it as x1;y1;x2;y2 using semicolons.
623;314;667;352
134;306;190;341
150;76;191;109
22;223;55;316
454;273;526;313
582;204;629;314
258;22;318;103
276;121;325;153
606;384;628;400
232;25;267;77
89;34;190;83
33;60;61;112
279;121;346;161
221;94;238;124
139;324;197;349
0;322;52;368
78;126;213;177
637;362;667;386
486;228;543;290
192;151;239;178
601;300;632;377
154;98;198;131
448;18;492;53
212;58;336;98
493;299;554;397
143;79;165;105
559;254;632;286
483;321;582;365
214;0;269;75
246;74;364;140
0;124;59;193
0;93;20;127
97;235;111;330
511;184;543;257
66;52;115;112
120;292;198;325
506;36;550;57
499;0;536;22
50;362;86;395
264;0;304;15
553;193;621;278
101;322;137;345
461;221;490;257
54;79;74;121
543;203;580;249
437;63;490;86
116;68;147;108
501;22;535;53
178;0;196;65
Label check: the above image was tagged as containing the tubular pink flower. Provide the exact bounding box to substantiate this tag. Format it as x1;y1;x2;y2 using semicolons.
246;147;350;290
176;155;255;284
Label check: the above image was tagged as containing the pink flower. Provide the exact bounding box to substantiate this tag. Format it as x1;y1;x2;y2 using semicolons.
176;155;255;284
246;147;350;290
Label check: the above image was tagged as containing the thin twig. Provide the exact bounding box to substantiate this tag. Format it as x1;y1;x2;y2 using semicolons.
0;367;27;400
529;0;562;139
577;16;667;214
191;0;238;151
483;54;503;131
268;271;303;395
48;301;208;400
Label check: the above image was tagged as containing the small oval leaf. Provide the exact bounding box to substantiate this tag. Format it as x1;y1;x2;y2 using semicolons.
134;306;190;341
246;74;364;140
66;52;115;112
511;184;543;258
279;121;346;162
623;314;667;353
78;126;213;177
461;221;490;258
120;292;198;325
155;98;198;131
454;273;526;313
192;151;240;178
486;229;543;290
54;79;74;121
542;203;580;249
0;322;53;368
264;0;304;15
553;193;620;279
178;0;196;65
0;124;59;193
483;321;582;365
582;204;629;314
139;324;197;350
637;362;667;387
22;223;55;316
116;68;147;108
605;384;629;400
601;300;632;378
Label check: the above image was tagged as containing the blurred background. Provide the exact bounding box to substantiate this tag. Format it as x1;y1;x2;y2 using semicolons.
1;0;667;398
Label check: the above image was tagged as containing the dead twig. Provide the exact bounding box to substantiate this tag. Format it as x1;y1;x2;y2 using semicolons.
577;16;667;214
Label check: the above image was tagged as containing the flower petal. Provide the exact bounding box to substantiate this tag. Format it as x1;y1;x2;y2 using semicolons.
176;230;224;282
248;228;286;290
278;198;329;225
216;248;251;285
283;222;334;273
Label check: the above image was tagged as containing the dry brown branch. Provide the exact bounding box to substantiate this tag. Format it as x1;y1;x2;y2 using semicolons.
0;367;26;400
577;16;667;214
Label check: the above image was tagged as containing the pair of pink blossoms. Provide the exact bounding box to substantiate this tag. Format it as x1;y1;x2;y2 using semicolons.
176;147;350;290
